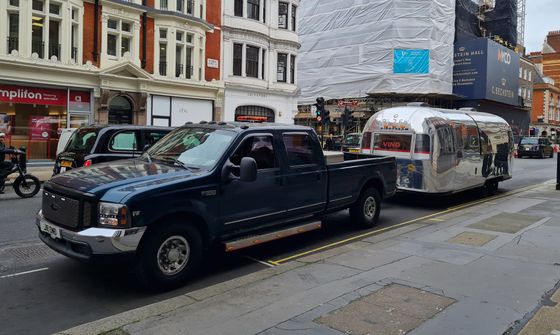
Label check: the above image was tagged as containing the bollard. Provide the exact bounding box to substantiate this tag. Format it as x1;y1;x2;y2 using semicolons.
557;151;560;190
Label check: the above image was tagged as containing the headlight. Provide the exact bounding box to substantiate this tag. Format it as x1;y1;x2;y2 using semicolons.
98;202;129;228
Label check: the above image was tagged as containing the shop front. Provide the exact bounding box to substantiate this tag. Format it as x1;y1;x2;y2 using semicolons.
0;84;92;161
148;95;214;126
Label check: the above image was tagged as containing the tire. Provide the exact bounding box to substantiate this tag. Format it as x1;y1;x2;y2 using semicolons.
13;174;41;198
349;187;381;228
135;223;203;291
485;180;499;196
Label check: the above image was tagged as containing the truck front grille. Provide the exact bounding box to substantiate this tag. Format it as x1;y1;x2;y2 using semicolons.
42;189;96;230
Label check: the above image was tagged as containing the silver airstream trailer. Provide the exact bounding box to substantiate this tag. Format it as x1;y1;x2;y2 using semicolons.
360;105;514;194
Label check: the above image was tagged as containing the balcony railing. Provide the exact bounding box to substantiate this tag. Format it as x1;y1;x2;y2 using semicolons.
7;36;18;54
159;61;167;76
32;40;44;58
175;63;183;77
186;65;193;79
49;43;61;59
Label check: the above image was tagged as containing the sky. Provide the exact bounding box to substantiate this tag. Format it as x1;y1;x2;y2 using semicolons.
524;0;560;52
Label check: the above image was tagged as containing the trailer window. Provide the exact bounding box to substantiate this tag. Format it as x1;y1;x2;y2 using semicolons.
437;127;454;154
465;125;479;152
373;134;412;152
361;132;372;150
414;134;430;154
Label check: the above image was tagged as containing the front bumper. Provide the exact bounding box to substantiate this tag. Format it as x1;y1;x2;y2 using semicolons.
36;210;146;261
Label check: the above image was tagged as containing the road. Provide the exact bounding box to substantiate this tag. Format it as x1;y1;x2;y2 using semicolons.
0;156;557;335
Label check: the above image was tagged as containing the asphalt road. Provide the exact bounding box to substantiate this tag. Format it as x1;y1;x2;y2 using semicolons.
0;156;557;335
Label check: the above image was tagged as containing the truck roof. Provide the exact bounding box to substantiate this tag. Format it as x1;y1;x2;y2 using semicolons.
180;122;312;133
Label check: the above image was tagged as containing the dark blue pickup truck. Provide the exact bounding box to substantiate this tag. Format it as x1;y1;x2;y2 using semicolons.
37;123;397;289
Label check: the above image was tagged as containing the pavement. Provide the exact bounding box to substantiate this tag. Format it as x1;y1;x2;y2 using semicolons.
5;165;53;185
50;180;560;335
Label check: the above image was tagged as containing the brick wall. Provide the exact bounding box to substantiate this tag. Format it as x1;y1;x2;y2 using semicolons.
205;0;221;81
141;17;155;74
83;2;102;67
542;53;560;88
547;31;560;52
532;88;545;123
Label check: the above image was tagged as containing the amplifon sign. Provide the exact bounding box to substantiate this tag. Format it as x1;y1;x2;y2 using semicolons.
0;85;67;106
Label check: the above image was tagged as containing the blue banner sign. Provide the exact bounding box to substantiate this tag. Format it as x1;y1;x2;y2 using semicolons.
453;38;520;106
393;49;430;74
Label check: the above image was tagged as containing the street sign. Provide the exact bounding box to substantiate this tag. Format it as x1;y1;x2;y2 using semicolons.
316;116;322;122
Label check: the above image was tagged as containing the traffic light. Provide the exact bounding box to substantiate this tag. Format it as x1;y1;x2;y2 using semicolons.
342;107;353;127
315;97;328;124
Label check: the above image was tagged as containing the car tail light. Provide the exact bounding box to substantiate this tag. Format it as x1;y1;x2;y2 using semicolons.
83;159;92;167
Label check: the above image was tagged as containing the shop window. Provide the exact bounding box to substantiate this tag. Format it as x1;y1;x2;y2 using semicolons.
277;53;287;82
110;131;138;151
235;106;274;122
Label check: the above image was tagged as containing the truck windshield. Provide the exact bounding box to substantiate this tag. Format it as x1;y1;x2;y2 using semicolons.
145;127;236;170
65;128;100;152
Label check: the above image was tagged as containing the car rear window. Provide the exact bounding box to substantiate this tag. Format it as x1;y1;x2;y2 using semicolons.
520;138;538;145
65;128;100;152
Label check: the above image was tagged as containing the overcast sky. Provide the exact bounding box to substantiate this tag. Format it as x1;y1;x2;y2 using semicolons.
524;0;560;52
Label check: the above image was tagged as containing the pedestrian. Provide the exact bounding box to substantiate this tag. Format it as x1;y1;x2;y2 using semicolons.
0;132;15;194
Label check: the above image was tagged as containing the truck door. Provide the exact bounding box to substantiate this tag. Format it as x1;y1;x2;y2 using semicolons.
279;132;328;217
220;133;287;229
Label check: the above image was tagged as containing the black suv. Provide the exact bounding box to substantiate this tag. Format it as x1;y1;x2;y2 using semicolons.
53;125;172;175
517;137;554;159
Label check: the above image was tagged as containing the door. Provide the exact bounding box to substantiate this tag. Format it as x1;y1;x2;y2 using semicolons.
280;132;327;217
220;133;287;230
108;96;133;124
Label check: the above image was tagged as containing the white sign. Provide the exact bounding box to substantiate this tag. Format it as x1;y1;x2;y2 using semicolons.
207;59;219;69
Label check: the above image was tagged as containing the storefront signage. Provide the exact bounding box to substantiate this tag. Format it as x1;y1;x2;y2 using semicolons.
0;85;67;106
29;116;52;140
69;91;91;112
453;38;520;106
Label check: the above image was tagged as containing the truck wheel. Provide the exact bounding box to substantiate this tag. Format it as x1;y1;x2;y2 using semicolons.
135;223;202;291
350;188;381;228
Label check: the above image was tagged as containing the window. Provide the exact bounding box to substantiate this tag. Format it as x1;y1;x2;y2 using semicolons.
263;0;266;22
9;0;19;7
159;28;167;39
177;0;184;12
278;2;288;29
49;19;60;58
233;43;243;76
290;54;295;84
523;69;527;80
8;13;19;53
277;53;287;82
283;134;318;166
247;0;260;20
414;134;431;154
144;131;168;147
110;131;138;151
246;45;259;78
187;0;194;14
49;2;60;15
106;18;134;59
518;87;522;97
291;4;297;31
234;0;243;16
373;133;412;152
32;0;44;12
186;34;193;43
160;0;168;10
32;16;44;57
71;8;79;62
185;46;193;78
159;42;167;75
519;67;522;79
231;136;277;170
528;71;532;82
262;49;266;80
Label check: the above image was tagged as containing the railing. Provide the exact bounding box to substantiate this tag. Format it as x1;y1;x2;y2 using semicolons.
159;61;167;76
186;65;194;79
7;36;18;53
32;40;44;58
175;63;183;77
49;43;61;59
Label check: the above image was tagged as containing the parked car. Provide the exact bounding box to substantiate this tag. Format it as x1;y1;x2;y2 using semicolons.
342;133;361;153
53;125;173;175
38;122;397;290
56;128;77;155
517;137;554;159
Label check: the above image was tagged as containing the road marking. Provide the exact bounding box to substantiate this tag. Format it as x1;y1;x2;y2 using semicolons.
244;256;276;268
268;183;543;265
427;218;445;222
0;267;49;279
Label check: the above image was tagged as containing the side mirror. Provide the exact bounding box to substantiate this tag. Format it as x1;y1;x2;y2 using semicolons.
143;144;151;152
239;157;257;182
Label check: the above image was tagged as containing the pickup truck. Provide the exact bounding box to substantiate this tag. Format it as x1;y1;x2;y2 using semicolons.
37;123;396;290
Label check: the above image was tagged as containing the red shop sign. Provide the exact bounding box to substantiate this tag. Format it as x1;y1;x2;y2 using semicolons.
0;84;67;106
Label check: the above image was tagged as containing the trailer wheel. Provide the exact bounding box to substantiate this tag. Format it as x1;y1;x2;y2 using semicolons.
350;187;381;228
135;223;203;291
485;180;499;196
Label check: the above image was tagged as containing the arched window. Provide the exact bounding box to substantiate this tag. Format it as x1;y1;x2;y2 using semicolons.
108;96;133;124
235;106;274;123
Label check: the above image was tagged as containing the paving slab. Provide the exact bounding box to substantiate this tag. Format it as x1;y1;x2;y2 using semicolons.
447;231;498;246
468;212;546;234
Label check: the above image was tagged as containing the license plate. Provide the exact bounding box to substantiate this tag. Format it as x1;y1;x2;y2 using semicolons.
40;221;62;239
349;149;359;153
60;160;73;168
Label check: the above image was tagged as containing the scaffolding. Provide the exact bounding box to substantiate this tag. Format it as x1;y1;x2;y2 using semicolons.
517;0;526;47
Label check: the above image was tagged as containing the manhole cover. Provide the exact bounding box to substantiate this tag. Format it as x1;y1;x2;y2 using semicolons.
316;284;455;335
468;212;544;234
447;231;497;246
2;244;58;263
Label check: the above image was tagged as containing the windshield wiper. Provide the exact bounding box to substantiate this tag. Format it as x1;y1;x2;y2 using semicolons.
173;158;195;172
144;152;152;163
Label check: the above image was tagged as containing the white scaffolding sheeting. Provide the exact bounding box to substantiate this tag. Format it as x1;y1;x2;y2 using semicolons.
297;0;456;104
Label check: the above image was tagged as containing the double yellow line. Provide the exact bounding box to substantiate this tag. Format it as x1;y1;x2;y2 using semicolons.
266;183;543;266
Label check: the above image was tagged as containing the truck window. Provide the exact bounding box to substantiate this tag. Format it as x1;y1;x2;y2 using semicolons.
110;131;138;151
283;134;317;166
231;135;277;170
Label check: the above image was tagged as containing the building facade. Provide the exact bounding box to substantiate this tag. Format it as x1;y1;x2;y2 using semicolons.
531;79;560;139
0;0;223;161
221;0;299;124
